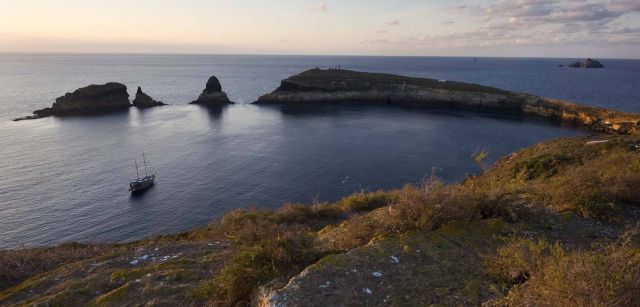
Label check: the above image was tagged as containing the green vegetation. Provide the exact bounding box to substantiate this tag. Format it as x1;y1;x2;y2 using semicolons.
1;135;639;306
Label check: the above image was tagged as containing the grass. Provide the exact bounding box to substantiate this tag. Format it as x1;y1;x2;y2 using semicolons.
0;242;112;291
162;135;640;306
3;135;640;306
477;135;640;219
197;190;394;305
484;225;640;306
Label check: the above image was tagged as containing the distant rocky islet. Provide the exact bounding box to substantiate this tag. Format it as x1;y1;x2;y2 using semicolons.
564;58;605;68
15;66;639;137
189;76;232;105
132;87;166;108
14;75;231;121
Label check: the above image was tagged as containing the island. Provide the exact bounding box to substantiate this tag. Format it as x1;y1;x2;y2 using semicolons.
14;82;131;121
190;76;232;105
132;87;166;108
568;58;605;68
256;68;639;135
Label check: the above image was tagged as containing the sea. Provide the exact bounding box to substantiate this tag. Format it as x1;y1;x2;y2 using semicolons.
1;54;639;249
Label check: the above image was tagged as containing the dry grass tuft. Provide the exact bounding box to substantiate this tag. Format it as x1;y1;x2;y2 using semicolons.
485;225;640;306
0;242;111;290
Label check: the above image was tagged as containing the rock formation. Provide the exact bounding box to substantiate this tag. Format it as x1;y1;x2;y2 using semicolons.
256;68;639;135
568;58;604;68
15;82;131;121
190;76;232;105
132;87;166;108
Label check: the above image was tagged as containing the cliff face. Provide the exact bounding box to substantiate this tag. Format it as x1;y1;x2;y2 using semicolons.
15;83;131;120
256;68;640;135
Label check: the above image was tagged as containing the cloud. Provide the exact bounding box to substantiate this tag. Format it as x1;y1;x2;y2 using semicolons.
442;20;455;26
311;3;328;12
387;20;401;26
410;0;640;48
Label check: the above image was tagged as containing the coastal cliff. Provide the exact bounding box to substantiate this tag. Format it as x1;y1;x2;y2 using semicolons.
15;83;131;121
256;68;639;135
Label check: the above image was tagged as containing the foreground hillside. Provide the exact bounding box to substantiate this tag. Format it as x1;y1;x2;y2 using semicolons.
2;135;640;306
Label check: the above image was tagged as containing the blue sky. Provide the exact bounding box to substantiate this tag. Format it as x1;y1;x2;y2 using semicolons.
0;0;639;58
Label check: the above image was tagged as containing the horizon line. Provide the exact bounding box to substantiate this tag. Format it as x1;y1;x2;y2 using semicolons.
0;51;638;61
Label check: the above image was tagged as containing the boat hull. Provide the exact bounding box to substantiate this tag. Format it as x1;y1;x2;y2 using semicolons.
129;175;155;192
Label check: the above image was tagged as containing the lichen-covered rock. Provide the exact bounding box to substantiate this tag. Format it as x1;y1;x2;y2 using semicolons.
15;82;131;120
190;76;232;105
568;58;604;68
257;219;508;306
132;87;165;108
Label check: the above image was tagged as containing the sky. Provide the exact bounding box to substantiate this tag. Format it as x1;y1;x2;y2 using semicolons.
0;0;639;58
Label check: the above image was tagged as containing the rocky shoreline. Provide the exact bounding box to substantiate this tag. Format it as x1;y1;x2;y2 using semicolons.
256;68;639;135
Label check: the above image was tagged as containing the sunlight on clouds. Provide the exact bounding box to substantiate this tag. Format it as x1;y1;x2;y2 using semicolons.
0;0;638;57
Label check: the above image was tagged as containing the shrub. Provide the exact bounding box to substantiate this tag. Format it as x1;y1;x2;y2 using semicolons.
512;153;574;180
207;224;320;306
485;226;640;306
335;190;390;212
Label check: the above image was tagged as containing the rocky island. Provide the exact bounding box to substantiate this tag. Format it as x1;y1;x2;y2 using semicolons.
15;82;131;121
132;87;166;108
190;76;232;105
256;68;639;135
568;58;605;68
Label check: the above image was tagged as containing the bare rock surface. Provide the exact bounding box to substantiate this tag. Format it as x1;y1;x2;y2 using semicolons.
190;76;232;105
132;87;165;108
15;82;131;121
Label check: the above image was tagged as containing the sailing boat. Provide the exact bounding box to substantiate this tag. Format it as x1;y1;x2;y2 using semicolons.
129;153;155;193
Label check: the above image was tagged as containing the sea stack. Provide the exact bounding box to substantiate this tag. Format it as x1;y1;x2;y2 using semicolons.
132;87;166;108
568;58;604;68
15;82;131;121
190;76;232;105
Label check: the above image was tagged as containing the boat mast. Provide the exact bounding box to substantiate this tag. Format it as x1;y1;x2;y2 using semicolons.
143;153;148;177
135;158;140;180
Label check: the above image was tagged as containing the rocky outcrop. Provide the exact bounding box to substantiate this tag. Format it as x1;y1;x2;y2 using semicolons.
190;76;232;105
15;82;131;121
132;87;165;108
568;58;604;68
256;68;639;135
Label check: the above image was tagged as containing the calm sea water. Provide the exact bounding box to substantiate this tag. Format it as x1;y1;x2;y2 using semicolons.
1;54;638;249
